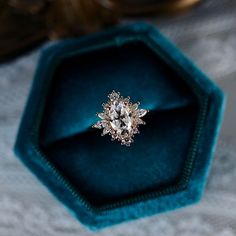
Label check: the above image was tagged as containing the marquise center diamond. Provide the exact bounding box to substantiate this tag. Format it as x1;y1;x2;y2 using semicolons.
109;101;132;134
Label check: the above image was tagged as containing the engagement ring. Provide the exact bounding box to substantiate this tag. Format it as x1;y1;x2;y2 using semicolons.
92;91;149;146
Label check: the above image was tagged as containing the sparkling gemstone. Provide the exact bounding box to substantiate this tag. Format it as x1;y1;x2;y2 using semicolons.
108;91;120;101
136;109;148;117
109;101;132;134
92;120;104;129
93;91;148;146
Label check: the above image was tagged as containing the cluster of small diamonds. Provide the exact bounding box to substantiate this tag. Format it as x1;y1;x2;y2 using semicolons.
92;91;148;146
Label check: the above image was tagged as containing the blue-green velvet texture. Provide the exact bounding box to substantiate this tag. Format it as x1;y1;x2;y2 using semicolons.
14;23;225;230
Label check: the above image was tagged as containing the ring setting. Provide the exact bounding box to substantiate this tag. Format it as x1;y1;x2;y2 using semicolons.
92;91;149;146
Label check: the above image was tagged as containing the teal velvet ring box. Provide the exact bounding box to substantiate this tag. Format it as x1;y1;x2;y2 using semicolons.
15;23;225;230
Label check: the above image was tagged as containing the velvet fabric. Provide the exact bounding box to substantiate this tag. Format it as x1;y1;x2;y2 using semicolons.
14;23;225;230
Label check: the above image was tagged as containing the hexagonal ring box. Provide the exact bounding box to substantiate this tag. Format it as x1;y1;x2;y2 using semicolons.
15;23;225;230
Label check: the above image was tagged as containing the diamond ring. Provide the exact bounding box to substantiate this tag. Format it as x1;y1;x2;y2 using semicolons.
92;91;149;146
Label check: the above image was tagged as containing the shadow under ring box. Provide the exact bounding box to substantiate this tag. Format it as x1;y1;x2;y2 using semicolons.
15;23;225;230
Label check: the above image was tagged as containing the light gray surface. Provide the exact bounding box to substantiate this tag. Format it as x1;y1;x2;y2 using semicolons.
0;0;236;235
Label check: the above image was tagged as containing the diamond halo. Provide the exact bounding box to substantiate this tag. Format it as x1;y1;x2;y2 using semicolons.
92;91;149;146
